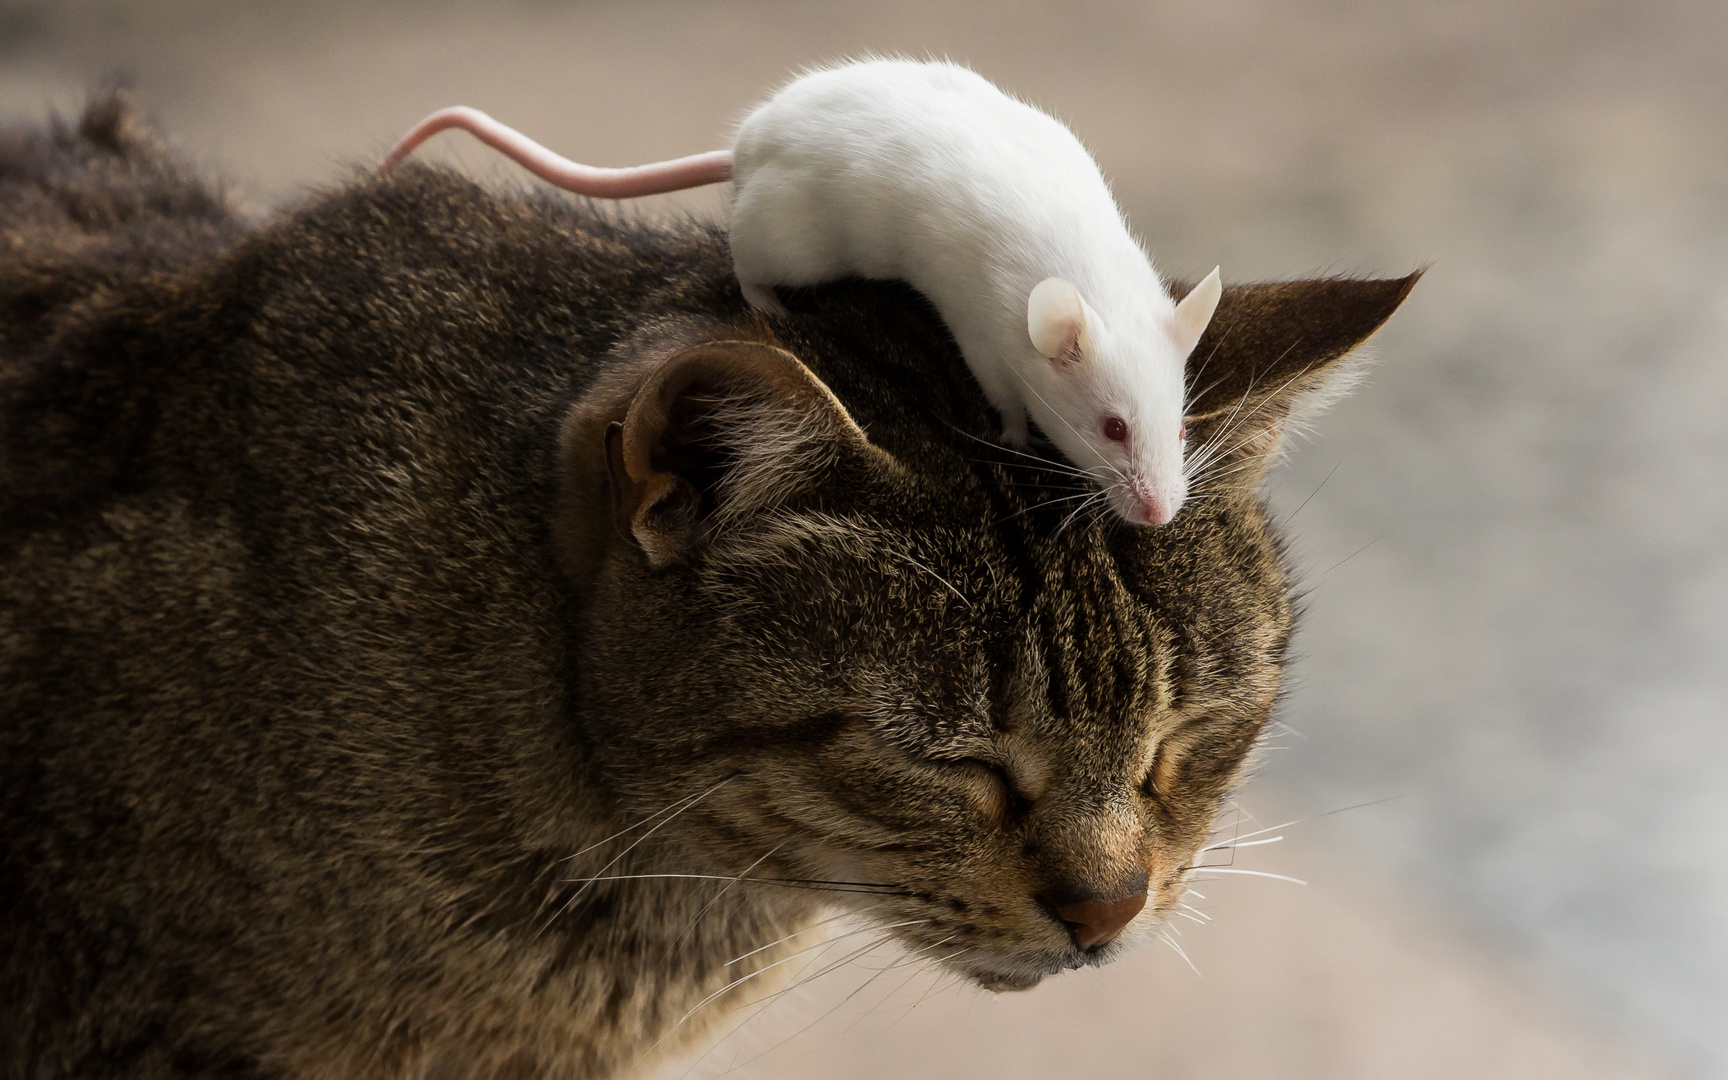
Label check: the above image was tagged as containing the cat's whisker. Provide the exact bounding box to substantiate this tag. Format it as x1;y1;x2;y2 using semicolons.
1158;928;1202;977
849;944;981;1049
718;924;960;1061
1201;834;1284;852
676;842;788;946
559;778;729;863
687;919;974;1071
842;961;939;1041
663;917;930;1059
1182;867;1308;886
561;872;907;897
685;929;865;1029
1201;796;1408;861
724;906;884;968
540;777;733;936
1178;902;1212;922
873;932;960;973
756;926;911;1006
1280;460;1341;526
909;950;974;1007
680;928;909;1077
709;934;913;1079
729;931;971;1076
1319;529;1393;577
810;934;964;1051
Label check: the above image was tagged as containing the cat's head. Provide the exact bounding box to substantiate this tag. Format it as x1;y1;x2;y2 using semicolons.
556;272;1416;991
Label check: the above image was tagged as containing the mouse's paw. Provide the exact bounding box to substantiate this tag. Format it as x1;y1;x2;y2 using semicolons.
740;281;789;316
999;410;1031;448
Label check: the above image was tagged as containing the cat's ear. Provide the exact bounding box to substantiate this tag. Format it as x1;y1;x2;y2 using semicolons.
1176;271;1422;489
1027;278;1093;363
605;339;883;567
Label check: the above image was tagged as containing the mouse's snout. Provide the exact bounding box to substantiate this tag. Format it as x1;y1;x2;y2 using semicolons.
1121;472;1184;527
1135;496;1176;527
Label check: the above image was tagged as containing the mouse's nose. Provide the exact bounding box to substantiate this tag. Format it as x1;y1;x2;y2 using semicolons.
1137;497;1173;526
1043;875;1149;950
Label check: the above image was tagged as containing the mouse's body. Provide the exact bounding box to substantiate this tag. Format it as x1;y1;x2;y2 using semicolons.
381;60;1221;525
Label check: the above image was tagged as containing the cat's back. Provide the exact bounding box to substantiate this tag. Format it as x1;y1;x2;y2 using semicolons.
0;98;731;1076
0;93;738;791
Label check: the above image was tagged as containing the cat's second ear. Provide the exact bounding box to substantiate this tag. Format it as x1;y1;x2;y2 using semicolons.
604;340;884;567
1176;271;1422;489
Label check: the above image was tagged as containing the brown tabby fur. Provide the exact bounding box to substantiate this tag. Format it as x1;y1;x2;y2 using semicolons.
0;95;1418;1079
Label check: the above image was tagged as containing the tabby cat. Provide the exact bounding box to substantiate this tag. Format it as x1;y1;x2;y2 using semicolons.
0;96;1417;1079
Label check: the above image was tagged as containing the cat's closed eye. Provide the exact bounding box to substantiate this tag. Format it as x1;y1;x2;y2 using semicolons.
1142;738;1183;805
952;757;1033;821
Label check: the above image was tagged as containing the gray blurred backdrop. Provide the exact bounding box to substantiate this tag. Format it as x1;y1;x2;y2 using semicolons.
5;2;1726;1077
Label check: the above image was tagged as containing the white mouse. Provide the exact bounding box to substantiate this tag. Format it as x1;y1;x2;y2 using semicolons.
379;59;1222;526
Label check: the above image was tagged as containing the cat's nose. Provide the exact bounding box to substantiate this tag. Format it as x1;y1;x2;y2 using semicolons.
1042;874;1149;949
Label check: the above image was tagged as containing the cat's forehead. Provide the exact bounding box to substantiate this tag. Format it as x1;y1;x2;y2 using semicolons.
741;503;1277;745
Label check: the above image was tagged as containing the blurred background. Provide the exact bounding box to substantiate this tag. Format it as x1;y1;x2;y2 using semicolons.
5;1;1726;1077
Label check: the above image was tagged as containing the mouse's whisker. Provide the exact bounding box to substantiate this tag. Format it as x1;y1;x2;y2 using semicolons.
1183;314;1239;400
1006;369;1129;483
941;422;1089;473
1185;352;1329;484
999;488;1115;523
1052;490;1110;539
1181;345;1304;472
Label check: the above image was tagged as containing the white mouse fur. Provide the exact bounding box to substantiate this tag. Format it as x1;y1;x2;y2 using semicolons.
380;59;1222;526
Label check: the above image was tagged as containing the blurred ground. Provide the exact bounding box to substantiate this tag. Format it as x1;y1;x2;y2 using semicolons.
5;1;1726;1076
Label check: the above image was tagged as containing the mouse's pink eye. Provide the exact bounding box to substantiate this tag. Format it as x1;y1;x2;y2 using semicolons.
1102;416;1129;442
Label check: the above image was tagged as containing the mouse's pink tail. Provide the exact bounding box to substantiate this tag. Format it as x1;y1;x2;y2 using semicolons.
378;106;733;198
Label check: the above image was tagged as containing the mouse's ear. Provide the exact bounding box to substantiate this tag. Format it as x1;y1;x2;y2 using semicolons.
1169;266;1222;359
1177;270;1422;491
1028;278;1091;362
603;340;889;568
